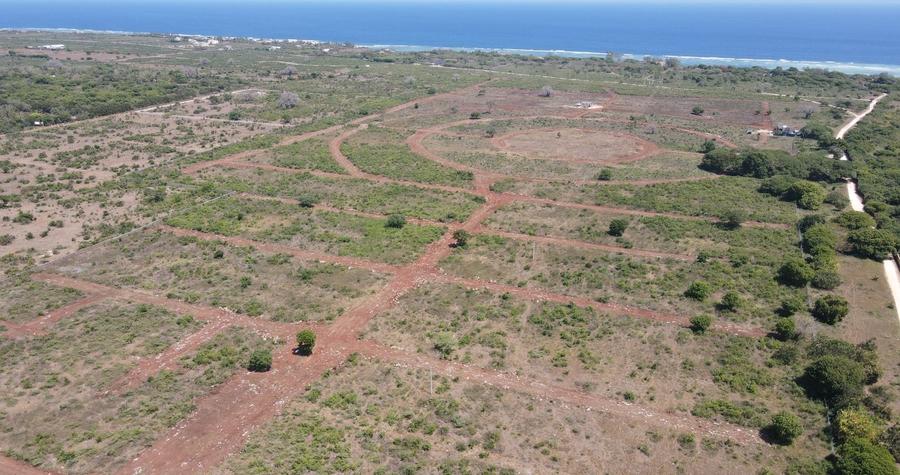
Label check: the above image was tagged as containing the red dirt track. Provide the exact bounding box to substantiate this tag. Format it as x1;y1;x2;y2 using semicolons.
1;293;111;339
7;83;775;474
0;455;56;475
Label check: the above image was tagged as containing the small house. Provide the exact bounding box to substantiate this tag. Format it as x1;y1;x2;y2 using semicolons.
774;124;801;137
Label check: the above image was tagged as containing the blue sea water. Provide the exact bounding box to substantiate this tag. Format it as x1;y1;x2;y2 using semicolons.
2;1;900;75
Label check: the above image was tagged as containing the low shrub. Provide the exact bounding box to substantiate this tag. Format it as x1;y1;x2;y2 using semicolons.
684;281;712;301
811;295;849;325
247;348;272;372
766;412;803;445
690;314;713;334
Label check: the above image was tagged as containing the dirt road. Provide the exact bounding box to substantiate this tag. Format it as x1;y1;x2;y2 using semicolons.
836;93;887;140
7;80;781;474
1;293;110;339
833;93;900;322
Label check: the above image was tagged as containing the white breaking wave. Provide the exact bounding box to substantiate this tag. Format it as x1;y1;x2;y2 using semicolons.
362;43;900;76
3;27;896;76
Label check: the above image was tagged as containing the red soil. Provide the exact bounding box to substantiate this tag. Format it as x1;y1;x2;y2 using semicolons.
0;455;57;475
10;83;776;474
2;293;111;339
490;127;661;165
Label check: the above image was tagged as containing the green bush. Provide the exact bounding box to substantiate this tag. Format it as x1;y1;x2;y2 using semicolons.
297;193;319;208
834;437;898;475
684;281;712;301
690;314;713;334
834;211;877;230
802;355;866;406
807;337;881;385
835;408;882;443
432;332;456;359
691;399;768;428
785;181;827;210
847;228;898;259
718;292;742;312
719;209;746;229
803;224;837;256
700;148;743;174
881;424;900;461
385;214;406;229
811;270;842;290
797;214;828;232
773;318;797;341
12;211;34;224
247;348;273;372
452;229;470;247
296;330;316;355
703;149;849;182
826;190;850;210
778;258;815;287
811;295;849;325
767;412;803;445
607;218;629;237
760;175;799;196
801;123;836;146
596;168;613;181
779;296;806;316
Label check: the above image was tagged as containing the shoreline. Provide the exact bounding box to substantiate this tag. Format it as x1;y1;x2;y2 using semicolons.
364;43;900;77
2;27;899;77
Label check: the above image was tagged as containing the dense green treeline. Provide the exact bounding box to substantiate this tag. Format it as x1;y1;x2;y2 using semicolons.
843;97;900;243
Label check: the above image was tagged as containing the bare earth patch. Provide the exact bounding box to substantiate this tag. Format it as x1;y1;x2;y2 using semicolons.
493;127;658;164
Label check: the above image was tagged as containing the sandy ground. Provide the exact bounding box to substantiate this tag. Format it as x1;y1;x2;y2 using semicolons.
884;260;900;322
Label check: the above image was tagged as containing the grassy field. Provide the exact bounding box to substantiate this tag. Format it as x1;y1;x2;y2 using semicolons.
494;176;804;224
263;138;346;174
165;195;446;264
439;234;803;325
194;166;484;222
362;284;823;429
342;126;475;187
0;274;84;325
484;201;799;260
47;230;390;322
226;355;821;474
0;301;272;473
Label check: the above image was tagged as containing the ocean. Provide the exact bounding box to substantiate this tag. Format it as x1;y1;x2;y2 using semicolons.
2;0;900;75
